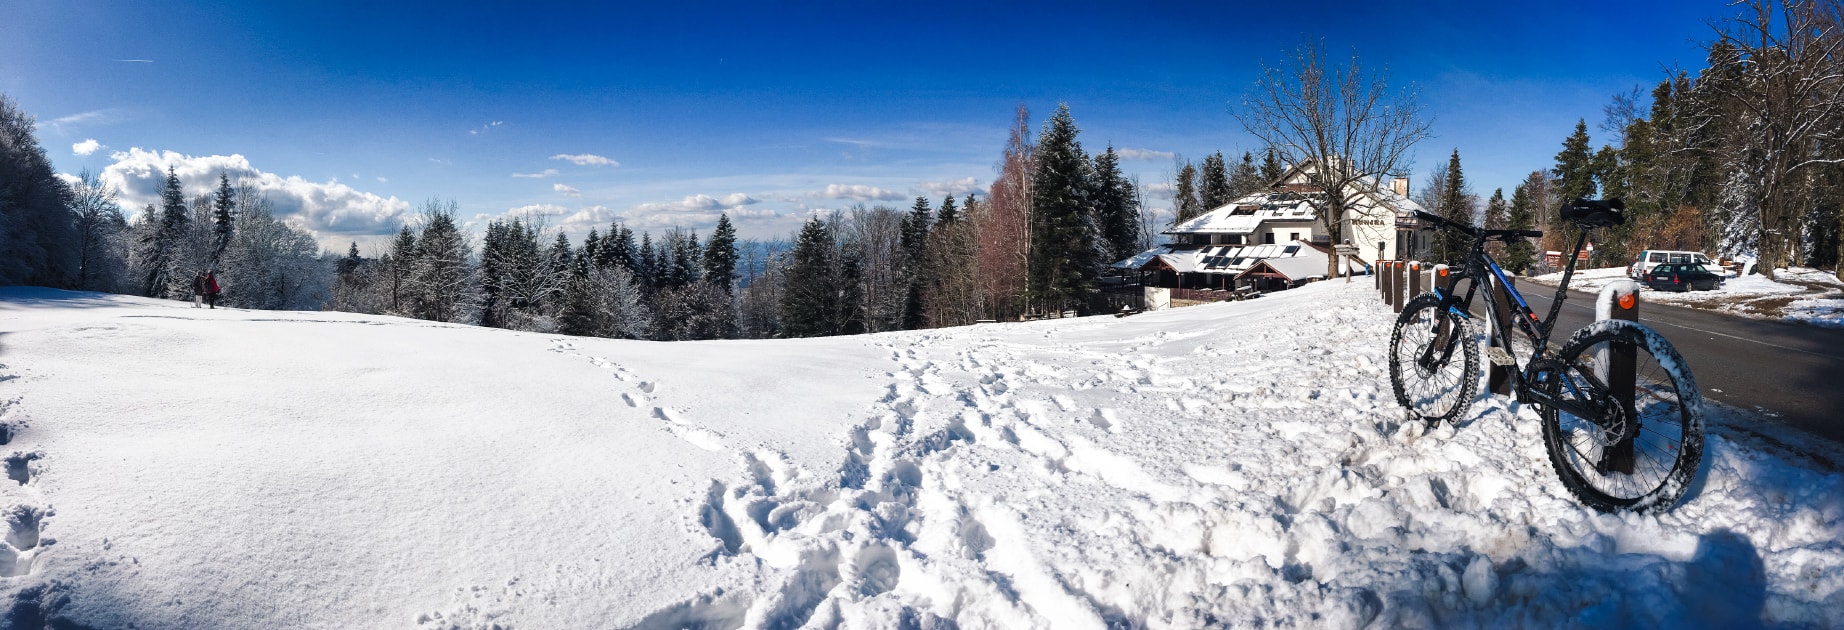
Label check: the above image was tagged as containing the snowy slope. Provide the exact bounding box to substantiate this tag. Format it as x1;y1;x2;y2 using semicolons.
0;283;1839;628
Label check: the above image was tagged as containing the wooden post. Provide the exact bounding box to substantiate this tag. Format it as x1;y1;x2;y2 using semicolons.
1381;261;1393;303
1601;281;1639;474
1390;262;1405;313
1490;275;1517;395
1406;261;1422;301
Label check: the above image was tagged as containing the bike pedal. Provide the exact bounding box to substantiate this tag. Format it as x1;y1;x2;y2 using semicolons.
1486;347;1515;366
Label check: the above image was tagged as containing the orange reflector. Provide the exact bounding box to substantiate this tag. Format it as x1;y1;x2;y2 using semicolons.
1438;268;1449;277
1619;294;1636;310
1530;313;1539;321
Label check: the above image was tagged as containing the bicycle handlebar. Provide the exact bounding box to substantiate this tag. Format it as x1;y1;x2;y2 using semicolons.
1413;211;1542;241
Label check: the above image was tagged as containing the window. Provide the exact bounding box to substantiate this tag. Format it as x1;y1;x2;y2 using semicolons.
1264;233;1276;245
1649;253;1666;263
1283;245;1300;255
1289;232;1300;242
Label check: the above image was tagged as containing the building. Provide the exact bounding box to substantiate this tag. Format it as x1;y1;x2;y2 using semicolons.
1113;158;1430;295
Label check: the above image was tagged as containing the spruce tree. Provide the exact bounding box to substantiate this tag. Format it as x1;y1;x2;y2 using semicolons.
781;216;839;337
212;173;236;263
1090;145;1140;262
1200;152;1232;210
1259;148;1285;183
409;202;472;322
603;224;635;271
140;166;192;297
549;231;574;281
1504;183;1538;274
1554;119;1597;205
1173;162;1201;224
900;198;933;329
702;214;739;293
1026;103;1099;315
936;195;959;225
388;224;416;312
637;233;657;288
1228;151;1263;198
1432;149;1473;266
582;228;601;267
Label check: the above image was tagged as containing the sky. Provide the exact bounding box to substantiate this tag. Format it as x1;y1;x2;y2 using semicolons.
2;1;1734;252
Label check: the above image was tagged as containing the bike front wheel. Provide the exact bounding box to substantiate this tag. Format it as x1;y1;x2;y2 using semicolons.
1540;320;1704;513
1389;293;1480;425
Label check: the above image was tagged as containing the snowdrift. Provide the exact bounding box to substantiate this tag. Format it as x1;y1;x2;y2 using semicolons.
0;282;1838;628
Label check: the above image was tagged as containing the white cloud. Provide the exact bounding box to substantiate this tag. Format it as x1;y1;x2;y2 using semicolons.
1143;182;1176;198
506;204;571;219
918;177;981;198
719;193;759;206
625;193;773;231
376;176;389;183
468;121;504;135
51;109;125;128
72;139;102;156
512;169;559;179
822;184;905;202
550;153;619;167
101;147;411;245
1118;148;1176;161
553;183;582;197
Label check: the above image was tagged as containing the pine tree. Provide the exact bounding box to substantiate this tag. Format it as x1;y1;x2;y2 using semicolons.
602;224;634;271
1432;149;1474;266
1173;161;1201;224
388;224;416;312
702;214;739;294
408;201;474;322
1484;188;1508;231
1259;148;1285;183
582;228;601;268
212;173;235;263
1200;152;1232;211
1503;183;1538;274
1555;119;1597;206
139;166;192;298
637;233;657;288
936;195;959;225
781;216;839;337
1228;151;1263;198
899;198;933;329
1090;145;1140;262
1026;103;1099;315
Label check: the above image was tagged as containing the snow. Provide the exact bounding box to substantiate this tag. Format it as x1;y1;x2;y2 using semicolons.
1;283;1841;627
1533;266;1844;328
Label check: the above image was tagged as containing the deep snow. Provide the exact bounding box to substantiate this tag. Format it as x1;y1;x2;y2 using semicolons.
0;281;1839;628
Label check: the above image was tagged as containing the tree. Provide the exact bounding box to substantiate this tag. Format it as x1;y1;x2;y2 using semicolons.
1200;152;1232;210
219;187;331;310
977;105;1034;321
1237;39;1433;276
1705;0;1844;275
1026;103;1100;315
781;216;842;337
1172;160;1202;224
898;199;932;330
134;166;193;298
702;214;739;293
69;170;129;292
936;195;959;224
387;224;416;313
1090;145;1140;263
212;173;236;263
1503;183;1539;274
1551;119;1598;258
1228;151;1264;199
1431;150;1475;266
1259;148;1285;183
0;93;79;288
407;199;475;323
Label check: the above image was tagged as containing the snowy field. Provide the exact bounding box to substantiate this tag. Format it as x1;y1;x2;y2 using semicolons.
0;282;1840;628
1529;266;1844;328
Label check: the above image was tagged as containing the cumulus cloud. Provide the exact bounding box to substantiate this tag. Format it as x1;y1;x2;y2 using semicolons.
918;177;982;198
505;204;571;219
553;183;582;197
72;139;102;156
551;153;619;167
101;147;411;243
822;184;905;201
624;193;773;231
512;169;559;179
1117;148;1176;161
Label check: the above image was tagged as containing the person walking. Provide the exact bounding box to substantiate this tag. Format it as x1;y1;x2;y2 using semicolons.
192;270;207;308
204;269;221;309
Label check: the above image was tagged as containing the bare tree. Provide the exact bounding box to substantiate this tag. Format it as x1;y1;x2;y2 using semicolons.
1237;39;1434;275
977;105;1034;321
1706;0;1844;275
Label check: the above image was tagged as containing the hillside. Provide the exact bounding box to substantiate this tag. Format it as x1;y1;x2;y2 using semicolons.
0;282;1838;628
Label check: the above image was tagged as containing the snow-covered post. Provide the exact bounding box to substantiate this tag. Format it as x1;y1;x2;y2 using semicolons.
1596;280;1640;474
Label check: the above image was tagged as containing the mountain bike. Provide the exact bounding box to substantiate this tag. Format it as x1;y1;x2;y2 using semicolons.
1387;199;1704;513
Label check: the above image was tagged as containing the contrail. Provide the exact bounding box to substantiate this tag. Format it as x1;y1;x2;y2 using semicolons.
114;59;155;63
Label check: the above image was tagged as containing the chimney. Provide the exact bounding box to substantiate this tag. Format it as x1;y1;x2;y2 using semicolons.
1391;177;1409;197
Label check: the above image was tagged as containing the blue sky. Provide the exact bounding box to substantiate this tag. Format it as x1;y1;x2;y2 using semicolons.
3;1;1731;251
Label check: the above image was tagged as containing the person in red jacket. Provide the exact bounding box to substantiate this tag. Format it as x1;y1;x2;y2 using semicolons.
204;269;221;309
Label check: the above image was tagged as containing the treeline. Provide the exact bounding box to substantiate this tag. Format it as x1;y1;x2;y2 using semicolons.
1423;0;1844;279
1;94;329;305
4;90;1146;339
1169;149;1286;224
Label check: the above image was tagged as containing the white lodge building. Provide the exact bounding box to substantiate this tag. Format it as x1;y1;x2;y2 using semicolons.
1114;159;1429;293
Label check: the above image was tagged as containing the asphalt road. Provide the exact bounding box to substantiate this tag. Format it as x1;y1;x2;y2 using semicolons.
1506;283;1844;446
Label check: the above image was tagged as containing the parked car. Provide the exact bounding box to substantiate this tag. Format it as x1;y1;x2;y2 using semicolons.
1643;263;1723;292
1629;250;1713;279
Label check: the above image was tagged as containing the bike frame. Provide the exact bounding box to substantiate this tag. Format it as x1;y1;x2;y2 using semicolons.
1421;227;1607;415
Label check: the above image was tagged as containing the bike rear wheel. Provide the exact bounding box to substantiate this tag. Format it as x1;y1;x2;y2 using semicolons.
1539;320;1704;513
1389;293;1480;425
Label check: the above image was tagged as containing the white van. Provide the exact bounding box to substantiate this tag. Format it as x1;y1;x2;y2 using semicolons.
1628;250;1713;278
